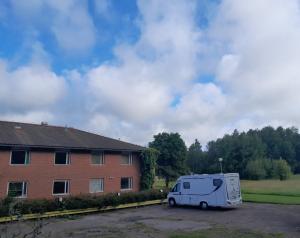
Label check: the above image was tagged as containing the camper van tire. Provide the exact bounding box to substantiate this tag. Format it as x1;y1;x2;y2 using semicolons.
168;198;176;207
200;201;208;210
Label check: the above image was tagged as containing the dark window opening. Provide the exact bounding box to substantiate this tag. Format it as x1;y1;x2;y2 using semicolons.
121;177;132;190
55;152;69;165
11;151;30;165
183;182;190;189
53;181;69;194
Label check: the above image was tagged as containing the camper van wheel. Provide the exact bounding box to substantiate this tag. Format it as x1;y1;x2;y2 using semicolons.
200;202;208;210
168;198;176;207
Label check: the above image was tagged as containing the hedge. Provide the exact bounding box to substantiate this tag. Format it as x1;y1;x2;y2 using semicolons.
0;189;168;217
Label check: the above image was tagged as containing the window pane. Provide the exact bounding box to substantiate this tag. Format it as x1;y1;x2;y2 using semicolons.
121;155;129;164
89;179;104;193
8;182;26;197
91;153;104;164
172;183;180;192
121;178;129;189
11;151;27;164
53;181;67;194
55;152;68;164
183;182;190;189
121;177;132;189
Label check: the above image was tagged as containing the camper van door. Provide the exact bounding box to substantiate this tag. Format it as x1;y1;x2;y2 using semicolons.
171;182;182;205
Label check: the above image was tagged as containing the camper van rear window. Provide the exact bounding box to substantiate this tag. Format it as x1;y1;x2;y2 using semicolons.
213;179;223;187
183;182;190;189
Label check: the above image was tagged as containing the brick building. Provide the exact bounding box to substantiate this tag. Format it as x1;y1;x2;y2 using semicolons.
0;121;144;199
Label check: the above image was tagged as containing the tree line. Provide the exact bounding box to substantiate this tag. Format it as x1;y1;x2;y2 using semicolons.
143;126;300;188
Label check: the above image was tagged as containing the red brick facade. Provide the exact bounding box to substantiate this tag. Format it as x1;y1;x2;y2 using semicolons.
0;151;141;199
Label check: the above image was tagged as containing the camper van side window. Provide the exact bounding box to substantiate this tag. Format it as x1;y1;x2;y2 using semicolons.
183;182;190;189
213;179;223;187
171;183;180;192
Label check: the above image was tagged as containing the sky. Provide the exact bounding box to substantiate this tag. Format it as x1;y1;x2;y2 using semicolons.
1;0;300;147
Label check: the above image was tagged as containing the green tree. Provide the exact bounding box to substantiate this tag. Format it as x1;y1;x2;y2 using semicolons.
149;132;187;187
273;159;292;180
245;159;267;180
140;148;158;190
187;139;204;173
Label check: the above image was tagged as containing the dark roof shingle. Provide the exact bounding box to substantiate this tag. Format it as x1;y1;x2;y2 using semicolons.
0;121;144;151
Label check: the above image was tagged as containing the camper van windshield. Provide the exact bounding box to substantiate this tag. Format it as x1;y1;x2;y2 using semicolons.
171;183;180;192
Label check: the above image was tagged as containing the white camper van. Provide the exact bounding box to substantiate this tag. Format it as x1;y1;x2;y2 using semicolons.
167;173;242;209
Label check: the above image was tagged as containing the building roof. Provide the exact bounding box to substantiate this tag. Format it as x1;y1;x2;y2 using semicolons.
0;120;144;151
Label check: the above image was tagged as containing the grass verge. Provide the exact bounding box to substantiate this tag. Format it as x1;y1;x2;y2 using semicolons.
242;193;300;205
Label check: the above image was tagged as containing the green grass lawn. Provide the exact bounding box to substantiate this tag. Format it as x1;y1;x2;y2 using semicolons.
154;175;300;205
241;175;300;205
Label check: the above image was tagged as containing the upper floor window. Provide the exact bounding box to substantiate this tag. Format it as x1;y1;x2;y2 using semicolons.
120;152;133;165
55;152;70;165
8;181;27;197
91;152;105;165
10;151;30;165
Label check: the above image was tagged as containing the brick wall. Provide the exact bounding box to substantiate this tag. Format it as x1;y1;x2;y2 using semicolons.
0;151;141;199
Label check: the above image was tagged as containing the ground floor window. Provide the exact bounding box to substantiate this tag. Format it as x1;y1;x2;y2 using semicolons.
89;178;104;193
121;177;133;190
53;180;69;195
8;181;27;197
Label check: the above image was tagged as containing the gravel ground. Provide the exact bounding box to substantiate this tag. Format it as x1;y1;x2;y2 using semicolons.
1;203;300;238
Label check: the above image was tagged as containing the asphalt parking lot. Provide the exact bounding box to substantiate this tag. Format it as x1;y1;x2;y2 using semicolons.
1;203;300;238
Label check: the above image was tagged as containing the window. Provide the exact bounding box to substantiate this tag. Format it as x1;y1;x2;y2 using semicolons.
183;182;190;189
89;178;104;193
171;183;180;193
53;180;69;194
11;151;30;165
8;182;27;197
121;177;133;190
120;153;133;165
213;179;223;187
55;152;70;165
91;152;105;165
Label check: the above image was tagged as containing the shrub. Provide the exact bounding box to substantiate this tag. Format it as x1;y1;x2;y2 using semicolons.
0;189;168;217
245;159;267;180
273;159;292;180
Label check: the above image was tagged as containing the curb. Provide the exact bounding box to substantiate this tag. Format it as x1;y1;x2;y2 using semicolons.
0;199;167;223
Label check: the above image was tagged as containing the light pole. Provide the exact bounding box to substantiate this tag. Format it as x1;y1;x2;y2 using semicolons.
218;157;223;174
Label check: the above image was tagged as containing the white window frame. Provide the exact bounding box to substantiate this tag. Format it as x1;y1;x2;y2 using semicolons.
120;177;133;191
54;152;70;165
91;152;105;165
89;178;104;193
52;180;70;195
120;153;133;165
10;150;30;166
7;181;27;198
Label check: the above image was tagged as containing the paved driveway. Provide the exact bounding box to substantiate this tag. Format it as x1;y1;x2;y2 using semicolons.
1;203;300;238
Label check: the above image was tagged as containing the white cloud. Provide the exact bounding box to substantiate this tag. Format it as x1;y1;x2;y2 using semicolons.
0;60;65;110
85;0;204;144
4;0;300;147
0;111;54;124
9;0;96;53
86;0;300;146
